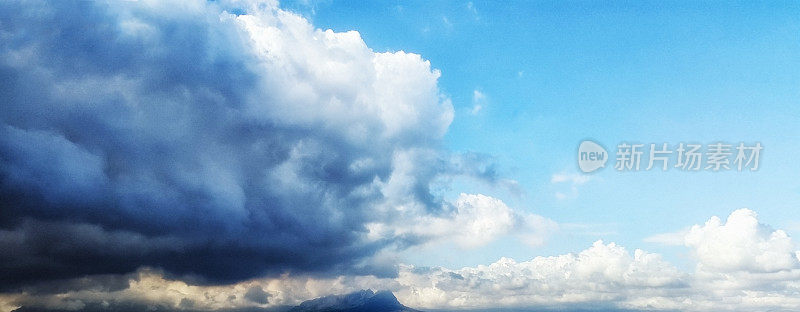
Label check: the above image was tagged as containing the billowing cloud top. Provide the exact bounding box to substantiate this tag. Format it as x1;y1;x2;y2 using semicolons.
0;0;538;289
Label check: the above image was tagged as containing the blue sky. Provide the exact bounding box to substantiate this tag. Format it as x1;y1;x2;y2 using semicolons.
282;0;800;268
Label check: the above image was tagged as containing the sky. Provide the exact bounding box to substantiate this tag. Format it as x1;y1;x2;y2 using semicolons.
1;1;800;311
282;0;800;268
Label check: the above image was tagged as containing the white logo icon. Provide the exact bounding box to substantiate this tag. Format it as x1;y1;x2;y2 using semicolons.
578;140;608;173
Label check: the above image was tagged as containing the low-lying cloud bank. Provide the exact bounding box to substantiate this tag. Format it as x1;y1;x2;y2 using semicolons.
3;209;800;312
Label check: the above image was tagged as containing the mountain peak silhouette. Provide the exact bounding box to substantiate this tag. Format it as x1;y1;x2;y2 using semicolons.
290;289;419;312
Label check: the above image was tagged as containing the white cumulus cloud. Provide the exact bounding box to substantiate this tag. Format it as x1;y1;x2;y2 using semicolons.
684;208;800;274
367;193;556;249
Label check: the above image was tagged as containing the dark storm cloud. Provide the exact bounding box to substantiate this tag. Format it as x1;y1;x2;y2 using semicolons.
0;0;494;290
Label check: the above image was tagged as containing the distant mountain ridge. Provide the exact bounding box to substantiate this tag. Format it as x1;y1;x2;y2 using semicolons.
289;289;419;312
